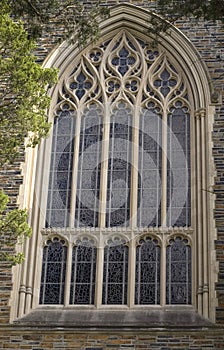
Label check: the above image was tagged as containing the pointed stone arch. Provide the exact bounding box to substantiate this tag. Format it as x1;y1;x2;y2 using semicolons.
12;4;216;324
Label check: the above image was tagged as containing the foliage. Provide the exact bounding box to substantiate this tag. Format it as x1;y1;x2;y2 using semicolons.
8;0;109;44
157;0;224;24
0;191;32;265
0;0;58;165
0;0;57;265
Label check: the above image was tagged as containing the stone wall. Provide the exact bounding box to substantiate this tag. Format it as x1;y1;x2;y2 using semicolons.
0;158;24;325
0;328;224;349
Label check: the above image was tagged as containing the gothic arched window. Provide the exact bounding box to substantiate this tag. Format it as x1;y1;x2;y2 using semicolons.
45;32;190;230
40;31;191;307
15;6;214;323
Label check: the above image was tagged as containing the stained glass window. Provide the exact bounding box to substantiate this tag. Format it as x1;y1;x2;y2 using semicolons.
135;236;160;304
42;30;192;308
46;32;190;230
102;240;128;304
40;237;67;304
46;105;75;228
166;236;191;304
106;102;132;227
167;103;191;227
138;106;162;227
70;239;96;304
75;104;103;227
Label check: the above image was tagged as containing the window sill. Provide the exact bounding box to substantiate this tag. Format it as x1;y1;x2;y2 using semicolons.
14;306;213;329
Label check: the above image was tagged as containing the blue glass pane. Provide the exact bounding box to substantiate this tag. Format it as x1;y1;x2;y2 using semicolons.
46;111;75;228
75;106;102;227
106;105;132;227
102;245;128;304
70;245;96;304
70;72;93;99
166;237;191;304
135;238;160;304
137;110;162;227
167;107;190;227
39;238;67;304
111;46;136;76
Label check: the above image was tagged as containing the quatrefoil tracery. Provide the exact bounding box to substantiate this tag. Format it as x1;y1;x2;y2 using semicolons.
55;31;189;118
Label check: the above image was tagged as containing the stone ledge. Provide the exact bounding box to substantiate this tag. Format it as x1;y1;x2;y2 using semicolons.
14;308;213;329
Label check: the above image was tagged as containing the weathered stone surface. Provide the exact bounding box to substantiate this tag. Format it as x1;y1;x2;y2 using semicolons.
14;308;212;328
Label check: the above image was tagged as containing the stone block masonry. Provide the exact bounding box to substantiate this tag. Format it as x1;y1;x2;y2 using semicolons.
0;328;224;349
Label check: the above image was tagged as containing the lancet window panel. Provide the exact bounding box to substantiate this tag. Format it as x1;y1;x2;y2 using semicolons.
106;102;132;227
70;242;97;305
75;105;103;228
135;236;161;305
39;237;67;305
167;103;191;227
46;106;75;228
166;236;192;305
138;106;162;227
102;240;129;305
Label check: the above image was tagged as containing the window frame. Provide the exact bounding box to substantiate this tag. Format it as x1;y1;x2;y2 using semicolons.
37;229;193;308
12;4;216;323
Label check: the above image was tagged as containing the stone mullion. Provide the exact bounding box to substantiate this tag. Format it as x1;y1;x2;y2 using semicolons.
98;106;110;228
200;108;209;318
195;110;203;315
24;204;39;313
95;240;104;308
160;235;166;306
130;107;139;227
69;111;81;227
17;239;30;318
128;237;136;308
161;109;167;227
64;242;73;306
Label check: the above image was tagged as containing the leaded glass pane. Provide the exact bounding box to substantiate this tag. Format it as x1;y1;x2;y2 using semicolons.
166;237;191;304
75;104;102;227
102;243;128;304
70;242;96;304
46;108;75;227
39;237;67;304
167;104;191;227
43;31;193;308
135;237;160;304
138;107;162;227
106;102;132;227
